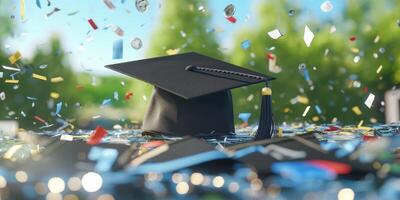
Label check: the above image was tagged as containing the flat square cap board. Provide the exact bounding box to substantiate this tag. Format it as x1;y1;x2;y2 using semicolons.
105;52;275;99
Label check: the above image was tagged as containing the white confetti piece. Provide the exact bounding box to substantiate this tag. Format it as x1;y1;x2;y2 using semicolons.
320;1;333;12
330;26;336;33
267;29;283;39
302;106;311;117
364;93;375;109
60;134;74;141
2;65;20;71
304;25;314;47
0;72;3;78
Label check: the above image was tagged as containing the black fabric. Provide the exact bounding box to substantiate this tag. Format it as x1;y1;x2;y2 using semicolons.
106;52;274;99
142;87;234;136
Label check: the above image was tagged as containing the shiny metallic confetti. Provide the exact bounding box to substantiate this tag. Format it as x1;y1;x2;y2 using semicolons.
224;4;235;17
135;0;149;13
8;51;22;64
130;37;142;49
267;29;283;39
304;25;314;47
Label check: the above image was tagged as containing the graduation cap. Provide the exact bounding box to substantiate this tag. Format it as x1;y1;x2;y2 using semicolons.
106;52;276;139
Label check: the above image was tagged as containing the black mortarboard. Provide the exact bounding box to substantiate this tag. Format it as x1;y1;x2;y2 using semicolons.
106;52;276;139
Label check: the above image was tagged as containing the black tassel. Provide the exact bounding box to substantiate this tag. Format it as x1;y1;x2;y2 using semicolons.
255;83;276;140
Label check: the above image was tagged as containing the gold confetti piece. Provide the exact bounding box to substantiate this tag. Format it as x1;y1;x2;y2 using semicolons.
50;92;60;99
297;96;309;105
352;106;362;115
20;0;25;21
283;107;291;113
32;73;47;81
312;116;319;122
51;76;64;83
357;120;364;128
166;48;180;55
8;51;22;64
350;47;359;53
277;127;283;137
5;79;19;84
376;65;383;74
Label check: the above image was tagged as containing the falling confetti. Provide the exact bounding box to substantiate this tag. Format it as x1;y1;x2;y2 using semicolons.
364;93;375;109
238;113;251;123
302;106;311;117
55;102;62;115
20;0;25;21
102;0;116;10
32;73;47;81
241;40;251;50
352;106;362;115
288;9;295;16
8;51;22;64
0;92;5;101
135;0;149;13
130;37;142;49
268;53;282;73
125;92;133;100
46;7;60;17
88;19;98;30
35;0;41;9
51;77;64;83
102;99;112;106
320;1;333;12
224;4;235;17
304;25;314;47
376;65;383;74
267;29;283;39
113;39;123;59
87;126;108;145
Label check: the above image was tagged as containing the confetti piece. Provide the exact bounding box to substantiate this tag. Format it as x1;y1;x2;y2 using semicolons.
102;98;112;106
267;29;283;39
238;113;251;123
315;105;322;114
0;92;5;101
304;25;314;47
55;102;62;115
35;0;41;8
46;7;60;17
114;91;119;100
349;35;356;42
224;4;235;17
2;65;20;71
34;115;47;125
3;144;22;160
5;79;19;84
51;76;64;83
103;0;116;10
364;93;375;109
113;39;123;59
8;51;22;64
32;73;47;81
112;25;124;37
125;92;133;100
226;16;237;23
357;120;364;128
166;48;180;55
330;26;336;33
320;1;333;12
67;11;79;16
302;106;311;117
374;35;380;43
130;37;142;49
241;40;251;50
267;53;282;73
288;9;295;16
352;106;362;115
60;134;74;141
376;65;383;74
50;92;60;99
135;0;149;13
0;72;3;78
88;19;98;30
87;126;108;145
20;0;25;21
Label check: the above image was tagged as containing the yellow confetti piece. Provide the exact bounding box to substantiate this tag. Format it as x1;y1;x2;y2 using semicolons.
352;106;362;115
373;35;380;43
20;0;25;21
297;96;309;105
312;116;319;122
5;79;19;84
32;73;47;81
350;47;359;53
166;48;180;55
51;77;64;83
50;92;60;99
376;65;383;74
283;107;291;113
357;120;364;128
277;127;283;137
8;51;22;64
3;144;22;160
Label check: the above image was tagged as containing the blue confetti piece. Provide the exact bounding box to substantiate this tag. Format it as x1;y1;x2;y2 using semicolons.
241;40;251;50
36;0;42;9
315;105;322;114
112;39;123;59
238;113;252;123
206;28;215;33
55;102;62;115
88;147;119;172
102;99;112;106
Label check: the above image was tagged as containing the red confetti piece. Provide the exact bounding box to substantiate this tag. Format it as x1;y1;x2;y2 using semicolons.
88;19;98;30
266;53;275;60
34;115;47;124
308;160;352;175
349;35;356;41
87;126;108;145
363;135;378;141
142;140;166;149
363;86;369;93
226;16;237;23
125;92;133;100
324;126;339;131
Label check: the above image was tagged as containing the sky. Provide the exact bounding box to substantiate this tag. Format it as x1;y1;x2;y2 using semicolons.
3;0;345;75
